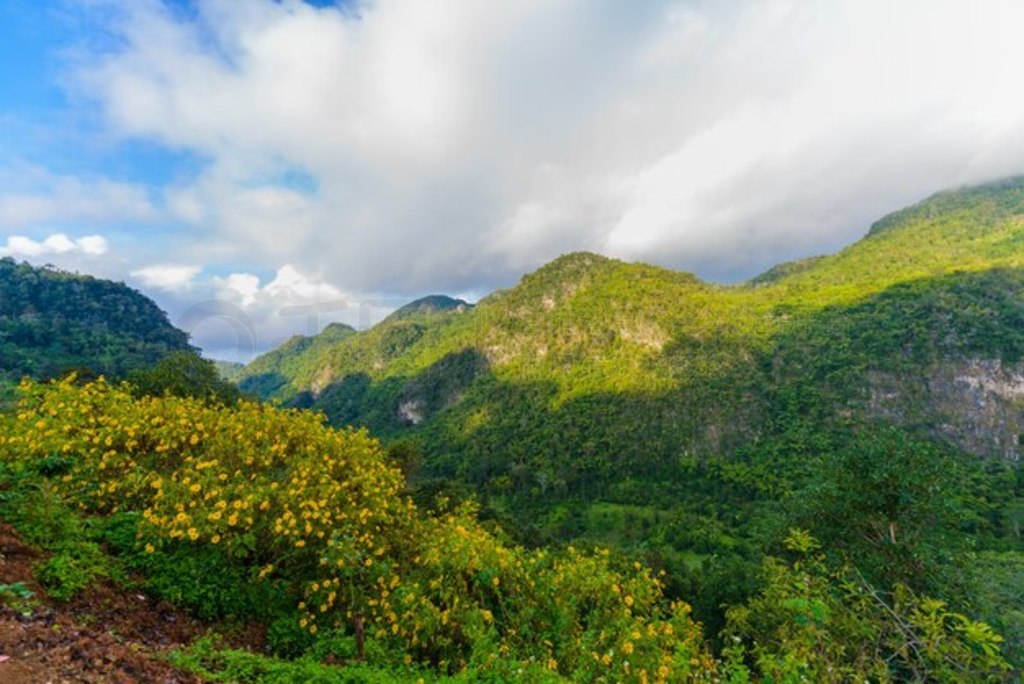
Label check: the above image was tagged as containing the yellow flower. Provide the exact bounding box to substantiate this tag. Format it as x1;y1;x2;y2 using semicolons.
144;543;155;554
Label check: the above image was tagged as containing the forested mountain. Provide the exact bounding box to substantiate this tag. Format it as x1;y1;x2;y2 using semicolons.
241;177;1024;485
0;258;194;385
236;177;1024;666
2;180;1023;680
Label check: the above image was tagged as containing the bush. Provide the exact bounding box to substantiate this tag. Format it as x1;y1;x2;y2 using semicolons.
0;377;717;680
35;541;108;602
723;530;1011;682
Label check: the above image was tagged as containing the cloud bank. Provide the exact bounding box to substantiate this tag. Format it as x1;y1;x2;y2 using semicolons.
0;233;109;258
11;0;1024;357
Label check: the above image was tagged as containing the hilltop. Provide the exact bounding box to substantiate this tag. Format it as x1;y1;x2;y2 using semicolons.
0;258;194;385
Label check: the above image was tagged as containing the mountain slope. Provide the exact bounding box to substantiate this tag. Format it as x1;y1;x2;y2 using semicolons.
238;321;357;399
242;178;1024;467
238;179;1024;475
0;258;194;384
383;294;471;323
238;179;1024;549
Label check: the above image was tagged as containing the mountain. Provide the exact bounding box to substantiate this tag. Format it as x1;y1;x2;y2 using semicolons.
3;180;1023;677
0;258;194;385
383;294;472;322
212;359;246;382
235;179;1024;651
242;178;1024;472
238;321;357;398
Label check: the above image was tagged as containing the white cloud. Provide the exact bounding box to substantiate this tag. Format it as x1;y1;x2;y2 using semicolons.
58;0;1024;297
213;264;345;309
199;264;392;358
130;264;201;291
215;272;262;308
0;166;157;229
0;233;110;258
77;235;110;255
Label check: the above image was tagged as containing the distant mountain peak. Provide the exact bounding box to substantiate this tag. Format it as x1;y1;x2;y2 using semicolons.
320;322;357;336
534;251;612;275
385;295;472;323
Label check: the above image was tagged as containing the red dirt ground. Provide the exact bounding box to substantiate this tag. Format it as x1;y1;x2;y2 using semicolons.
0;523;203;683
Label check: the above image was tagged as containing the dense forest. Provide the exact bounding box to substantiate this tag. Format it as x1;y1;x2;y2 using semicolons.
0;258;194;387
234;177;1024;677
0;179;1023;680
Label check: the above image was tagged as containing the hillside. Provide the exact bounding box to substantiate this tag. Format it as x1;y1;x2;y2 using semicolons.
240;178;1024;475
0;377;1007;681
0;258;194;385
1;180;1021;679
239;322;357;399
383;294;472;322
237;178;1024;664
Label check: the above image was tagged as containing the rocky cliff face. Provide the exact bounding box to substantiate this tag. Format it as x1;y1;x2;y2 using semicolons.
868;358;1024;461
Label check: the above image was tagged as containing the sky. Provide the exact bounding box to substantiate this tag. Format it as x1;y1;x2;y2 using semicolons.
3;0;1024;361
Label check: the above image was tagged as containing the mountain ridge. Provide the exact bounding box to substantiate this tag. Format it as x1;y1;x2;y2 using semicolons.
234;176;1024;532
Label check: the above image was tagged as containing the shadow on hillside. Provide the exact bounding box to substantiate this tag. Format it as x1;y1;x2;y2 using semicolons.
766;266;1024;461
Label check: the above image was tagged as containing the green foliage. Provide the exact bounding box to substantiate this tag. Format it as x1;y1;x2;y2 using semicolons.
1;378;716;680
35;540;108;602
0;257;193;383
0;581;37;617
128;350;244;405
724;530;1011;682
961;551;1024;670
134;543;293;622
799;426;966;586
169;636;435;683
0;582;34;601
0;464;121;602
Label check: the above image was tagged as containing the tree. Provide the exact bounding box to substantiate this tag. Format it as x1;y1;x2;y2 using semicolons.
128;351;243;405
800;426;963;587
722;530;1010;682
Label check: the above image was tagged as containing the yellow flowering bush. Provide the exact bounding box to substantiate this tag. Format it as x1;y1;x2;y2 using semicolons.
1;376;717;681
2;375;407;571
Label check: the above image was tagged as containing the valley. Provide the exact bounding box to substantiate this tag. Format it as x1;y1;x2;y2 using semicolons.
2;178;1023;681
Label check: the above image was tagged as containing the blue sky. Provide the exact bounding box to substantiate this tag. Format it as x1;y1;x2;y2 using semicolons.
3;1;1024;360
